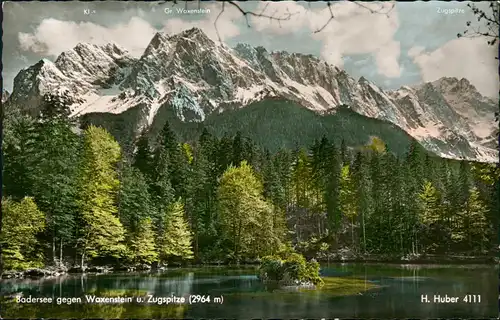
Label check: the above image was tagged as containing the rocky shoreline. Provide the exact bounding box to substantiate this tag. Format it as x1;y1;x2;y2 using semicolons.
262;278;317;289
315;249;499;265
0;263;159;280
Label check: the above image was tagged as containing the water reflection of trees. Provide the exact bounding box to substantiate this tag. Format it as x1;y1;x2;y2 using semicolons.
0;272;197;318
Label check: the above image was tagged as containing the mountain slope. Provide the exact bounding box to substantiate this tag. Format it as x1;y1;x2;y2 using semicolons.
5;28;498;162
81;98;420;156
195;99;419;155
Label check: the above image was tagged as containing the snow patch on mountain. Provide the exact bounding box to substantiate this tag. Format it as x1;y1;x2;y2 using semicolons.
281;77;336;111
72;88;143;116
147;101;163;127
236;85;268;104
472;143;499;163
98;84;122;96
409;123;443;139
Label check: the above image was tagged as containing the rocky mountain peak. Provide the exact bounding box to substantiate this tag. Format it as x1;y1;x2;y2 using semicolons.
179;27;208;39
430;77;480;95
18;58;67;87
144;32;170;56
234;42;254;52
358;76;369;84
255;46;268;55
73;42;96;53
101;43;130;58
54;42;134;81
122;30;216;99
168;27;215;51
234;43;262;70
37;58;55;68
458;77;471;86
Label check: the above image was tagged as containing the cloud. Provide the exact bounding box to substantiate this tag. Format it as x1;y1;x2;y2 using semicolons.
18;17;157;57
408;37;499;98
250;1;402;78
374;41;402;78
17;3;243;59
162;2;241;41
407;46;424;58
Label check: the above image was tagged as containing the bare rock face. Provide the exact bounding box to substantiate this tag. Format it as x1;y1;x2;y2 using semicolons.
7;28;498;162
2;89;9;103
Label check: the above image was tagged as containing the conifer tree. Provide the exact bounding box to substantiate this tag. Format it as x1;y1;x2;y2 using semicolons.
323;142;342;245
442;163;460;251
158;200;194;262
29;93;81;264
457;161;472;204
150;147;175;221
2;107;36;200
127;217;158;265
133;130;153;179
340;138;349;166
367;151;383;252
419;182;442;225
340;165;357;248
191;130;221;260
463;187;489;252
352;151;372;254
418;181;442;252
119;165;154;232
404;141;426;254
292;149;314;209
157;121;188;199
387;157;407;254
262;151;287;226
184;144;210;260
232;131;244;166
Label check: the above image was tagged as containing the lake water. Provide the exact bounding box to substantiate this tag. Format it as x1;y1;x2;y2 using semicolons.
0;263;497;319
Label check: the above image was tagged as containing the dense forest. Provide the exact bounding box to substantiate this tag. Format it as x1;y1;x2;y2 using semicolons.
1;93;499;271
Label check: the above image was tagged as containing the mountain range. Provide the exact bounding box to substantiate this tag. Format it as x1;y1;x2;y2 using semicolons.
5;27;498;162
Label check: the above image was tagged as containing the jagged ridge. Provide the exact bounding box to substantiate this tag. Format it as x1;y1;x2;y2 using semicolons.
6;28;498;162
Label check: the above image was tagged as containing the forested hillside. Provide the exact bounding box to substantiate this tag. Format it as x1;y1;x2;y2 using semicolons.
81;99;420;157
2;94;498;270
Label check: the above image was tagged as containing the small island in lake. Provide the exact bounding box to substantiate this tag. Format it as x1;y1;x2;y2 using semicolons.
258;252;323;288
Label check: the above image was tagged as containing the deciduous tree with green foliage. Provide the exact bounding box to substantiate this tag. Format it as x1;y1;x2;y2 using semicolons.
0;197;45;270
76;126;126;267
217;161;284;262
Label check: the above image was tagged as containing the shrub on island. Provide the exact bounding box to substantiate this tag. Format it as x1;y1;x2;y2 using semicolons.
258;252;323;287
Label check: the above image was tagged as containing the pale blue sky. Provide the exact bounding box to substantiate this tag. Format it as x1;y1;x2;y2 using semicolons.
3;1;497;97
